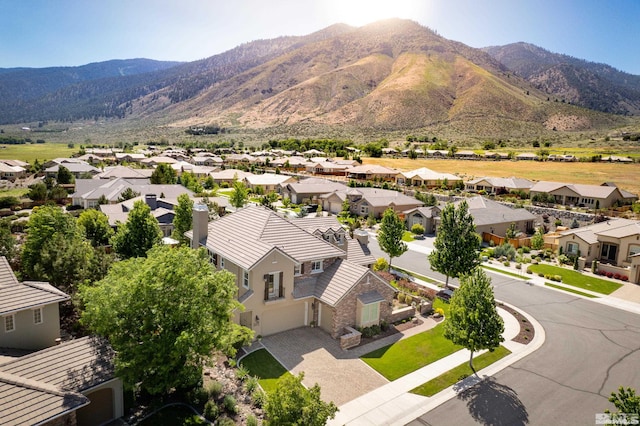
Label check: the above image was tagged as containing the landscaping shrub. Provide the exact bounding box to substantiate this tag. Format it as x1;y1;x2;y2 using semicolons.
515;263;522;270
373;257;389;272
360;324;383;338
244;376;259;393
493;243;516;261
217;418;235;426
223;394;238;415
606;272;614;278
188;386;209;407
246;415;258;426
411;223;425;235
538;273;544;277
522;246;531;253
251;389;266;408
397;292;405;304
503;261;510;267
204;400;219;421
394;279;436;301
622;276;629;281
206;380;224;399
236;364;249;381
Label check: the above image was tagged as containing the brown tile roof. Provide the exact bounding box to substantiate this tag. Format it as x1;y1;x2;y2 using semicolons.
313;259;369;306
0;336;115;426
0;257;69;315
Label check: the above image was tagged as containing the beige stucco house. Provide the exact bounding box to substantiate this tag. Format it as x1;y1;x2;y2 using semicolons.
465;176;534;194
187;205;395;339
396;167;462;189
320;187;423;219
404;206;441;234
529;181;637;208
557;218;640;283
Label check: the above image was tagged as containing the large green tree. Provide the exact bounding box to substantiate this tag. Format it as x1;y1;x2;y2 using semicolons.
0;224;17;264
78;246;252;395
606;386;640;421
171;193;194;245
56;165;74;184
264;372;338;426
428;201;480;288
230;180;248;209
77;209;113;247
444;268;504;372
111;200;162;259
378;208;408;269
150;163;177;184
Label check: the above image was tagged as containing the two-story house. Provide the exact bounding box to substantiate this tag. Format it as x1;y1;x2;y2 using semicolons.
187;205;395;339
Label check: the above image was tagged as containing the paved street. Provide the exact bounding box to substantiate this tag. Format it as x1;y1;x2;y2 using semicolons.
366;237;640;426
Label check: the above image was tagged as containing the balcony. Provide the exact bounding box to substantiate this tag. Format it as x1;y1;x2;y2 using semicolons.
264;285;285;303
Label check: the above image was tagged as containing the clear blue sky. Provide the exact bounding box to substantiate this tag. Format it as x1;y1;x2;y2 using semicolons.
1;0;638;75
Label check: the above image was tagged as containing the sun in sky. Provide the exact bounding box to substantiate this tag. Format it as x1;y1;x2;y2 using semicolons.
321;0;429;26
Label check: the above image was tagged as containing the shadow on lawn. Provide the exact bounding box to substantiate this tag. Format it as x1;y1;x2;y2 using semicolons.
454;376;529;426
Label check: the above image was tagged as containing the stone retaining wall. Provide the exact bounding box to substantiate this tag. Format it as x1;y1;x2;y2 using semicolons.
340;326;361;350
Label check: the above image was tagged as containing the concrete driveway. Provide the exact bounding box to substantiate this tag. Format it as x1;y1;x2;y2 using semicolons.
260;319;437;406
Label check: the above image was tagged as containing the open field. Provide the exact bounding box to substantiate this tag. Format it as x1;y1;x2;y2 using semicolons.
365;157;640;196
0;143;76;164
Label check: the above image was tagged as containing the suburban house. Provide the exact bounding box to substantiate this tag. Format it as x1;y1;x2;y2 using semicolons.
0;257;123;425
529;181;638;208
270;156;309;171
100;194;177;237
346;164;399;182
95;166;153;180
320;187;423;218
0;161;26;180
279;177;348;204
115;152;146;163
44;162;101;179
304;161;350;176
71;177;192;209
465;176;534;194
244;173;296;193
556;218;640;283
516;153;539;161
186;205;396;339
396;167;462;188
444;196;536;238
404;206;441;234
209;169;253;186
140;156;177;167
0;257;69;350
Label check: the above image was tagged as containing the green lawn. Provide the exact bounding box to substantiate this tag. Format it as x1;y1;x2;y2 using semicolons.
0;188;29;198
481;264;528;280
402;231;414;242
410;346;512;397
528;264;622;295
138;405;205;425
361;300;459;381
545;282;599;298
240;349;290;394
0;142;77;164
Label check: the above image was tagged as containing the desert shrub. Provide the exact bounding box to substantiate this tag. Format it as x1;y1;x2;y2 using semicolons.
245;376;259;393
252;389;266;408
404;294;413;305
515;263;521;270
522;246;531;253
411;223;425;235
503;261;511;267
236;364;249;381
223;394;238;415
526;268;533;274
394;280;437;301
493;243;516;261
206;380;224;399
204;400;220;421
188;386;209;407
397;292;405;304
557;254;571;265
246;415;258;426
217;418;235;426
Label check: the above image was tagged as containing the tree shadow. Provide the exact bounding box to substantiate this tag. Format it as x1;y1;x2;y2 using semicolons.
455;376;529;426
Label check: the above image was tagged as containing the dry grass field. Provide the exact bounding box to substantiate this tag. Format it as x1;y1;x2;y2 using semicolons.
364;157;640;196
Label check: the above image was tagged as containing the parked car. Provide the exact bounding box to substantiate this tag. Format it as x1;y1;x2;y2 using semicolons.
436;288;454;301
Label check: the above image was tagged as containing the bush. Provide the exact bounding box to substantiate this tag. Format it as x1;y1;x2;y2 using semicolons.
252;389;266;408
522;246;531;253
244;376;259;394
515;263;522;270
606;272;614;278
526;268;533;274
247;415;258;426
217;418;236;426
622;276;629;281
397;292;405;304
373;257;389;272
613;273;621;280
434;307;445;317
236;364;249;381
188;387;209;407
493;243;516;261
206;380;224;399
411;223;425;235
223;394;238;415
204;400;219;421
503;261;510;267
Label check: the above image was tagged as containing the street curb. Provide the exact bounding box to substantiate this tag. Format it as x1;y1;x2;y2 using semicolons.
392;300;545;426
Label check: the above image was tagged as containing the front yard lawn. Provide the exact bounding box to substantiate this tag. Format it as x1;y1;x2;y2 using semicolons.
402;231;414;242
361;300;459;381
240;348;290;394
527;264;622;295
410;345;511;397
481;264;528;280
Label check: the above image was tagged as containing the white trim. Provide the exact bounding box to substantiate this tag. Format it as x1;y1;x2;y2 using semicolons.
33;307;43;325
4;314;15;333
311;260;323;273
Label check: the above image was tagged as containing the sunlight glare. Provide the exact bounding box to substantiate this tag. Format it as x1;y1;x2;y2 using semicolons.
323;0;429;27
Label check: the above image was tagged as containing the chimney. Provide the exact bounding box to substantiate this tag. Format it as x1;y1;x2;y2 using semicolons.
191;203;209;249
353;229;369;246
145;193;157;210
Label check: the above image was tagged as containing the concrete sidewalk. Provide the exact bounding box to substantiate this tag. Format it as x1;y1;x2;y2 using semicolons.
328;303;541;426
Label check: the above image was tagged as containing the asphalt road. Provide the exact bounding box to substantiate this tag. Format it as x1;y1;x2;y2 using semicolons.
367;239;640;426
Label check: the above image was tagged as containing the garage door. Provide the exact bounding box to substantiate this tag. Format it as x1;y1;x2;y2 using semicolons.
76;388;113;426
262;303;306;336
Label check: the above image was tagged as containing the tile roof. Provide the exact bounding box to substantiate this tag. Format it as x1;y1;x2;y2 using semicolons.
193;206;345;270
313;259;370;306
454;196;536;227
530;181;628;199
346;239;376;267
401;167;461;181
0;336;115;426
559;218;640;243
0;258;69;315
283;177;348;195
340;187;423;208
466;176;534;189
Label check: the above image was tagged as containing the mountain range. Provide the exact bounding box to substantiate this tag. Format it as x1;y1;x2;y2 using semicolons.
0;19;637;138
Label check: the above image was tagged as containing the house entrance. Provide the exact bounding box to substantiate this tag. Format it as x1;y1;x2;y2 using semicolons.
240;311;253;329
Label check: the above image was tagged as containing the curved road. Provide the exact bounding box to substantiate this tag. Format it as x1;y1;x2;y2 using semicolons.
367;240;640;426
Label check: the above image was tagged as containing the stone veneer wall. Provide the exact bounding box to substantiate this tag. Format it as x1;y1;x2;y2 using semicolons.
330;273;396;338
43;411;77;426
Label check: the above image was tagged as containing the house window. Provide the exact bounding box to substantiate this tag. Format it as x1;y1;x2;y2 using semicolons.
264;272;284;300
33;308;43;325
243;270;249;289
294;264;302;276
627;245;640;262
360;205;369;214
566;242;579;256
361;303;380;327
220;257;225;269
311;260;323;273
601;243;618;263
209;251;218;267
4;315;15;332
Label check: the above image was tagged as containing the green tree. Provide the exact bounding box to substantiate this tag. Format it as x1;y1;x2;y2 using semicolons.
378;208;408;269
606;386;640;421
111;200;162;259
530;227;545;250
230;180;248;209
0;224;17;263
171;193;194;245
117;187;140;202
264;373;338;426
428;201;480;288
505;222;518;239
444;268;504;372
78;246;252;395
27;182;48;201
77;209;113;247
150;163;177;184
37;232;95;293
56;165;74;185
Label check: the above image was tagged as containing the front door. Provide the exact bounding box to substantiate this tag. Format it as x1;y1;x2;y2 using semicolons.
240;311;253;329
